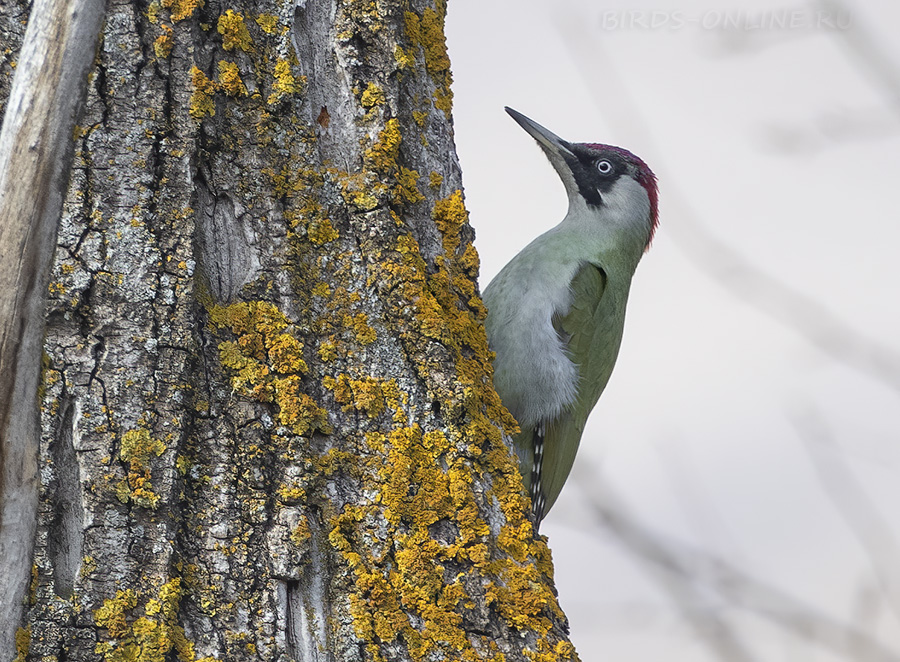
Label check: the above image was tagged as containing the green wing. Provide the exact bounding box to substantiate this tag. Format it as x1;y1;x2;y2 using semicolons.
540;262;618;517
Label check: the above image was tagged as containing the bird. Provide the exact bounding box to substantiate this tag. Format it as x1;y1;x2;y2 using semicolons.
483;107;659;528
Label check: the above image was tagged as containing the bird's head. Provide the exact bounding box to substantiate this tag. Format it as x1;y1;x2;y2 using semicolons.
505;107;659;250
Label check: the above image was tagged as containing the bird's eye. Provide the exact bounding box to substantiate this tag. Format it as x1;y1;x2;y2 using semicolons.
596;159;613;175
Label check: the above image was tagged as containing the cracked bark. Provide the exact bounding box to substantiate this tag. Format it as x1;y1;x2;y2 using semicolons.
0;0;104;656
1;1;576;660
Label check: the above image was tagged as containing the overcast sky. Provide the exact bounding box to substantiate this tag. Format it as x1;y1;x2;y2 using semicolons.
446;0;900;658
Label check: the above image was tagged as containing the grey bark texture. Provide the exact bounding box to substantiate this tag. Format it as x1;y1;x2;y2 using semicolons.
1;0;577;660
0;0;105;656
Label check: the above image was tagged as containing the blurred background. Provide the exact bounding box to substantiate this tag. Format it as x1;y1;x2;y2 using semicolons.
446;0;900;659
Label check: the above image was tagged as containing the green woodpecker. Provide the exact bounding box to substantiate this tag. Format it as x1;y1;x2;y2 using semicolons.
483;108;659;526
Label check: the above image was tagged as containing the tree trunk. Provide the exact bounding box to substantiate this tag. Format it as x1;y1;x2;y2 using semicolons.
0;0;104;655
1;0;576;659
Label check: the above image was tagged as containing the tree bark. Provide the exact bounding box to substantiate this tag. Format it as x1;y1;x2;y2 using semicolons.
0;0;105;656
1;0;576;660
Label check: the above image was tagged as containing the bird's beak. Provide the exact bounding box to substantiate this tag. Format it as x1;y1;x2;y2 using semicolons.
505;107;578;194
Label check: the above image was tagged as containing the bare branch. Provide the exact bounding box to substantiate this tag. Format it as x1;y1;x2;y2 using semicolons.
570;463;758;662
792;404;900;626
815;0;900;113
574;464;900;662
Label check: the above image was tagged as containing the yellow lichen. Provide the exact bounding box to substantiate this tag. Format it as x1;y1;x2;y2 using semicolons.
404;3;454;117
162;0;202;22
209;301;330;436
94;580;215;662
360;82;385;108
262;163;322;199
116;427;166;509
268;59;302;105
459;242;480;276
217;60;247;96
147;1;161;23
393;44;416;70
429;171;443;189
290;515;311;547
396;167;424;204
431;189;467;252
404;10;442;75
153;25;174;58
13;625;29;662
342;312;376;345
324;374;392;418
291;200;339;245
255;13;279;33
330;420;557;661
359;119;426;206
524;639;579;662
273;376;330;435
335;171;382;212
432;86;453;117
278;483;306;503
318;340;337;362
217;9;253;52
307;218;339;245
365;118;402;172
175;454;192;475
189;66;217;119
381;379;410;425
95;589;138;639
